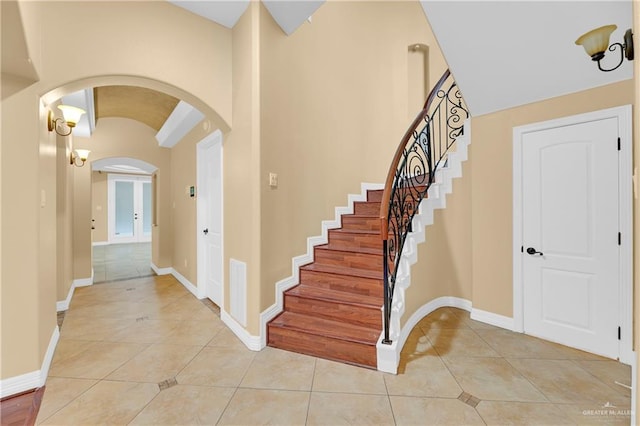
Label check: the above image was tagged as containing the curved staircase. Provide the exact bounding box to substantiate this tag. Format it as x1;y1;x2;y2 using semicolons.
267;189;385;368
267;69;468;370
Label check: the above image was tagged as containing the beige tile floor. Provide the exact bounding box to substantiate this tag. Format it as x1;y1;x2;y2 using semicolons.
93;243;153;283
38;275;632;425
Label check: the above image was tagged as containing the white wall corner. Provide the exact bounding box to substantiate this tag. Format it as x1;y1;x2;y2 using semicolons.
259;182;384;348
150;263;172;276
0;326;59;398
221;310;262;351
57;281;77;312
171;268;202;299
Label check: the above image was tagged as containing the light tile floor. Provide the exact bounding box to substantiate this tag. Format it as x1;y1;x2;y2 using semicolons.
93;243;153;283
38;275;632;425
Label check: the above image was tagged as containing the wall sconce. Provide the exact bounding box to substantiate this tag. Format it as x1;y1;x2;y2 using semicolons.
70;149;91;167
48;105;86;136
575;25;634;72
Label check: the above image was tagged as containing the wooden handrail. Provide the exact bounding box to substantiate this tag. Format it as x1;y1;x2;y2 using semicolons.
379;69;451;240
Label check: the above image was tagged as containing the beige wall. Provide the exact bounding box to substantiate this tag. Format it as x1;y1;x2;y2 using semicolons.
1;85;42;377
171;122;213;284
258;1;447;315
404;151;473;322
91;172;108;243
1;0;231;381
471;80;635;317
56;134;74;303
224;3;263;332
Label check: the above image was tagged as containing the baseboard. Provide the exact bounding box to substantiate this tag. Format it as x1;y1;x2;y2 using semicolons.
377;296;471;374
221;310;261;351
150;263;172;276
259;182;384;348
470;308;514;331
0;326;59;399
56;281;77;312
40;326;60;385
73;271;93;288
92;241;109;246
171;268;201;299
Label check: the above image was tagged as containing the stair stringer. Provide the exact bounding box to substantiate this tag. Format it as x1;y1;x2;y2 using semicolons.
260;182;385;348
377;121;470;374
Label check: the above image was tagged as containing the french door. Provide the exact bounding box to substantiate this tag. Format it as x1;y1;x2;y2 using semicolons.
108;174;152;243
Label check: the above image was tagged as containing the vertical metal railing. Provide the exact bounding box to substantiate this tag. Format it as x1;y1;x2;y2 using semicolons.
379;69;468;344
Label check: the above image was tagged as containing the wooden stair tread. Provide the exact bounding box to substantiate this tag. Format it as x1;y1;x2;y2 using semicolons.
287;284;382;308
330;228;381;235
301;262;382;280
316;244;381;256
269;312;380;344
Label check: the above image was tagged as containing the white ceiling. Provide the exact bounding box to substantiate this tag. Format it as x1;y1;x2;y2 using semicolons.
420;1;633;116
169;0;324;34
168;1;250;28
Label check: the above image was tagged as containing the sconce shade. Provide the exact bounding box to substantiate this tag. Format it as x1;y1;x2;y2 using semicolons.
74;149;91;161
70;148;91;167
57;105;86;127
575;24;617;60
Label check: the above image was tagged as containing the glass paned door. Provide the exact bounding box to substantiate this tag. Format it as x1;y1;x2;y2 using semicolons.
108;174;152;244
115;181;135;237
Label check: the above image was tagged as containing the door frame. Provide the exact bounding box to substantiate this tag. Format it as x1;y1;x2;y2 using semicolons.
196;129;224;306
107;173;152;244
512;105;633;364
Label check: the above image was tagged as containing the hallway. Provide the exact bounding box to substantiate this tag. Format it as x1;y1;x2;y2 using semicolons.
92;243;153;284
37;275;631;425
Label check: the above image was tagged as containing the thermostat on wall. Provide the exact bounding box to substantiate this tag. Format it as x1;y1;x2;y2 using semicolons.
190;186;196;198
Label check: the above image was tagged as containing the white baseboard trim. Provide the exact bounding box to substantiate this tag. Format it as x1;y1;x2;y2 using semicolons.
470;308;515;331
171;268;201;299
377;296;471;374
0;326;59;399
221;310;261;351
73;270;94;288
259;182;385;348
56;281;77;311
92;241;109;246
151;263;172;276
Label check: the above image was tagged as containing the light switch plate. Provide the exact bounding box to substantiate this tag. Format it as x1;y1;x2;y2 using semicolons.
269;173;278;188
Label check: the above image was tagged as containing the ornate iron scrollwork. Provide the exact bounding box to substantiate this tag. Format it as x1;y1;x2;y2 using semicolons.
381;71;468;344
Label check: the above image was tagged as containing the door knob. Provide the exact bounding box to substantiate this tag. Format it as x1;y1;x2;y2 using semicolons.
203;228;209;235
526;247;544;256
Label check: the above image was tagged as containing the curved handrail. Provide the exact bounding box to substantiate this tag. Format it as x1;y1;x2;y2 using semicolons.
379;69;451;238
379;68;468;344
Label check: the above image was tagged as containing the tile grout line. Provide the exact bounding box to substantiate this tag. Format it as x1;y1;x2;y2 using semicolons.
304;358;317;425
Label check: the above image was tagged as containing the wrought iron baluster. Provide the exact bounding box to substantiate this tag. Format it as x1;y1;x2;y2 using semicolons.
380;70;468;345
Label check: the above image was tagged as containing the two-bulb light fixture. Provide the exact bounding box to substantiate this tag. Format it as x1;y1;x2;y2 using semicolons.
575;25;634;72
47;104;91;167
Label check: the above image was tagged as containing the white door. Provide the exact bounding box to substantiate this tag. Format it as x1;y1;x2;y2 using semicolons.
521;117;619;359
108;174;152;244
197;131;223;307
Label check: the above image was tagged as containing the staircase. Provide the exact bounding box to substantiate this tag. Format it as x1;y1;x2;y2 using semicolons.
267;69;467;370
267;189;385;368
